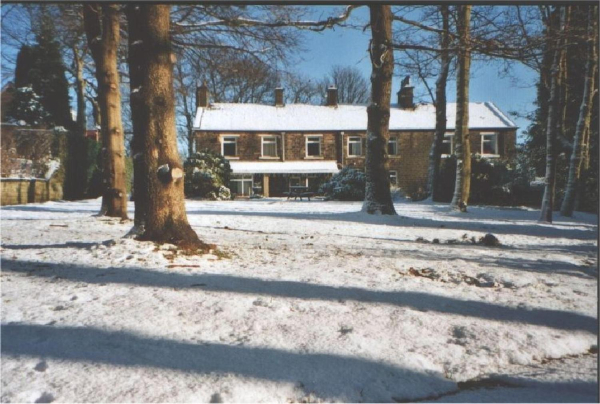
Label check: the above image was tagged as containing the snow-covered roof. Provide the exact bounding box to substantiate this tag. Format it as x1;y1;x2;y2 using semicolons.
194;102;517;132
230;160;339;174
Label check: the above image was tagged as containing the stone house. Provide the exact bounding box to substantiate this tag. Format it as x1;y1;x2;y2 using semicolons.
193;80;517;197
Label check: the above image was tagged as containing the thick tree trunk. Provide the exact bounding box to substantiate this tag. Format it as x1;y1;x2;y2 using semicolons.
126;4;208;249
84;4;128;219
540;7;566;223
362;5;396;215
450;5;472;212
426;5;451;202
560;11;597;217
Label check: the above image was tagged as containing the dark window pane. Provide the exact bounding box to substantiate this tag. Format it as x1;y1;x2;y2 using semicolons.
223;142;236;156
307;142;320;156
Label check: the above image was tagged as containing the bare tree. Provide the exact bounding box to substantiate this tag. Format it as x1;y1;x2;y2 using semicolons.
424;5;452;201
450;5;472;212
539;6;567;223
125;4;207;248
321;65;369;104
560;8;597;217
282;71;321;104
362;5;396;215
83;4;128;218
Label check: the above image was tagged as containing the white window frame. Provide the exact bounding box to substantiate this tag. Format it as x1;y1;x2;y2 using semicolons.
230;174;253;196
480;132;499;157
389;170;398;186
347;136;363;157
388;136;398;156
260;135;278;158
305;135;323;158
221;135;239;159
441;133;454;157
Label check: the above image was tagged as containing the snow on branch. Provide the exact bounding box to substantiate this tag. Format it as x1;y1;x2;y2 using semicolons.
173;5;359;32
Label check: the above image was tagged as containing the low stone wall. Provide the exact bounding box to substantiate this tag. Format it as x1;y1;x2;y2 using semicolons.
1;178;63;206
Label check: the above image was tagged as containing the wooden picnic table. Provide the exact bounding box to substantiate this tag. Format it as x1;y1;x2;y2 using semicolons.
286;186;314;201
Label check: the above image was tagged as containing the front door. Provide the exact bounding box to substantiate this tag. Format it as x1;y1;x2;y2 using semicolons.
269;176;288;197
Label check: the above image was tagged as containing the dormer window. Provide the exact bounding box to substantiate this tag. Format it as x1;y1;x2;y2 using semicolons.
348;136;363;157
221;135;238;157
305;135;322;158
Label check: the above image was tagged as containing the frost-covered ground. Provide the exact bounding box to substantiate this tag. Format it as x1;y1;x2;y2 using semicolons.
1;198;598;403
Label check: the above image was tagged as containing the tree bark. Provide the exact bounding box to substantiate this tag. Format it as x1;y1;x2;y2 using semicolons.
73;46;87;137
426;5;451;202
125;4;208;250
560;10;597;217
450;5;472;212
362;5;396;215
540;7;566;223
83;4;128;219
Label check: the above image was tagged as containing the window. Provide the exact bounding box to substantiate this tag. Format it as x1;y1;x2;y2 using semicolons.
230;174;253;196
221;136;238;157
441;133;454;155
348;136;362;157
481;133;498;155
388;137;398;155
261;136;278;157
389;170;398;186
306;136;322;157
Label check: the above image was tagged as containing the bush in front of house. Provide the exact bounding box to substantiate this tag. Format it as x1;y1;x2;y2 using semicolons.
184;149;232;200
319;167;365;201
435;154;538;206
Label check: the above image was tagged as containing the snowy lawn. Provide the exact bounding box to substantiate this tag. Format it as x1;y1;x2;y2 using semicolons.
1;198;598;403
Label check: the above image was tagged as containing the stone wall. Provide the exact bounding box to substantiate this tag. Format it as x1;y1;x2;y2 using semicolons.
1;178;63;206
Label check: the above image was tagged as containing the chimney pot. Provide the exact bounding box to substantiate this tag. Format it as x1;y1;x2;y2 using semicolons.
196;81;209;108
326;85;338;107
275;87;284;107
397;75;414;109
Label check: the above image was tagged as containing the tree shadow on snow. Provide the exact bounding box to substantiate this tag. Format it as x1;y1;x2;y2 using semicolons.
184;208;597;241
2;259;597;334
1;323;454;402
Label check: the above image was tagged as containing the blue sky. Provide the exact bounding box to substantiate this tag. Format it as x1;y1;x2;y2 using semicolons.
294;6;537;143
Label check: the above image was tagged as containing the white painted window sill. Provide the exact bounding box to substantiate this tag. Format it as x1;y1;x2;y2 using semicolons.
304;156;324;159
259;156;279;160
224;156;240;160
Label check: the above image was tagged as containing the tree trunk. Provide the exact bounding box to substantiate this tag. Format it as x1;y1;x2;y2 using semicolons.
84;4;128;219
125;4;208;250
73;46;87;137
362;5;396;215
450;5;472;212
426;5;451;202
540;7;566;223
560;10;597;217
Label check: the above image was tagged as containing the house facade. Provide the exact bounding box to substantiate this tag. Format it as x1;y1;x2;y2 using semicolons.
193;80;517;197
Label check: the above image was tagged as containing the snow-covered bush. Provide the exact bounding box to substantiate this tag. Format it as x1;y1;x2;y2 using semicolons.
436;155;540;206
5;87;51;126
319;167;365;201
184;150;232;200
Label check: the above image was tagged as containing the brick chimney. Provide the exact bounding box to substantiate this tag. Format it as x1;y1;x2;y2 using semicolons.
326;85;338;107
274;87;284;107
196;81;209;108
397;75;414;109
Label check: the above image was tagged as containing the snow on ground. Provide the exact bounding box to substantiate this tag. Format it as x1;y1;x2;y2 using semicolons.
1;198;598;403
